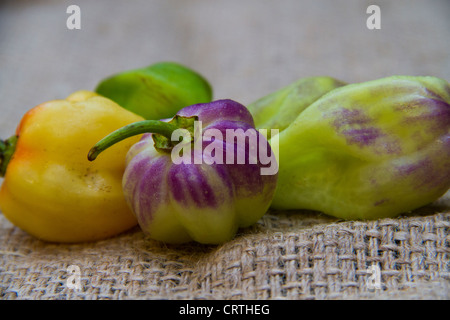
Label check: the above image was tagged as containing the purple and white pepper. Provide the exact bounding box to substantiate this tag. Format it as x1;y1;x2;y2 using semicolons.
89;99;278;244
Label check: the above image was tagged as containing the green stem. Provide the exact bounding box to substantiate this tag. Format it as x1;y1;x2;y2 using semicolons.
88;120;179;161
0;135;18;177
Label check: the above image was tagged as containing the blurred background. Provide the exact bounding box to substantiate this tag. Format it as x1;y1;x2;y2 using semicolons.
0;0;449;140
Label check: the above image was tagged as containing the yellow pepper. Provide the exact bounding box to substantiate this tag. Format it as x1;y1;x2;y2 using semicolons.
0;91;144;243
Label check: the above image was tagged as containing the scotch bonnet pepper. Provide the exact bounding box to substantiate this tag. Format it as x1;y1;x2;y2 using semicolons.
88;100;278;244
267;75;450;220
0;91;144;242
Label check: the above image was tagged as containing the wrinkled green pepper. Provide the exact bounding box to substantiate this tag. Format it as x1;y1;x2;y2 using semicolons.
96;61;213;120
247;76;346;134
259;75;450;220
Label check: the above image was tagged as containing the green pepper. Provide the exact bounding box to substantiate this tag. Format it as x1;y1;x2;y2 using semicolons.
95;61;213;120
268;75;450;220
247;76;346;135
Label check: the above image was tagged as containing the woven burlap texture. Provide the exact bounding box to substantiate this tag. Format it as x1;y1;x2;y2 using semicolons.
1;0;449;300
1;191;449;300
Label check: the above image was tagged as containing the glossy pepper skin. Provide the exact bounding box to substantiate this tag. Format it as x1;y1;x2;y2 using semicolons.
89;100;278;244
270;76;450;220
0;91;144;242
95;61;213;120
247;76;346;133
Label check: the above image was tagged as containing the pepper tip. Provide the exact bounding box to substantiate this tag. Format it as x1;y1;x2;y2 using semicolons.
87;148;98;161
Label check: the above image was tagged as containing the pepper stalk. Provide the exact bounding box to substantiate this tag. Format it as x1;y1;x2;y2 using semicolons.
88;115;198;161
0;136;18;177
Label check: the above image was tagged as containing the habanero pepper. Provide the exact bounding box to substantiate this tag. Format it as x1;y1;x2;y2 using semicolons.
88;99;279;244
0;91;144;243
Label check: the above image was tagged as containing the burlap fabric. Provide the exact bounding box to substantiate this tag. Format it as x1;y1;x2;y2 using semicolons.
0;0;449;300
0;192;449;300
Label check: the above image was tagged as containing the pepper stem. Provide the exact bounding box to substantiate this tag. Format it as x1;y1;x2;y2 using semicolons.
87;120;180;161
0;135;18;177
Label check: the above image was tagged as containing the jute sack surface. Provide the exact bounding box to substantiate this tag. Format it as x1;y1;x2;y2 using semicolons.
0;0;449;300
1;191;448;300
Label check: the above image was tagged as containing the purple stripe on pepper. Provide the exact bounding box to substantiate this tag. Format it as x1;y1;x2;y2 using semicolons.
89;99;278;244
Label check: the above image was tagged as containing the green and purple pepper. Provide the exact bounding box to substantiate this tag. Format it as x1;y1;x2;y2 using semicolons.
89;100;278;244
269;75;450;220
